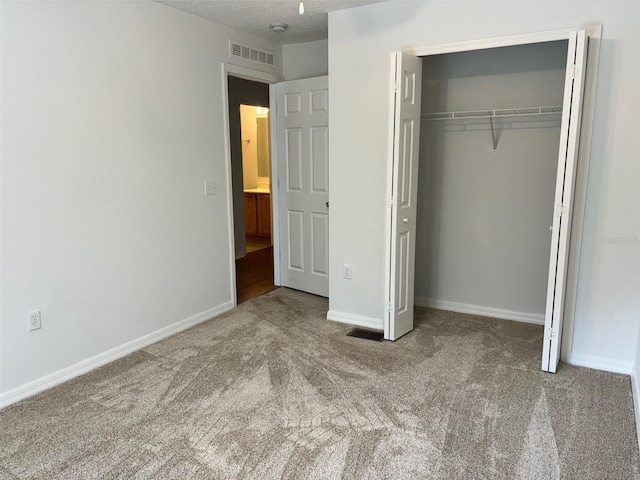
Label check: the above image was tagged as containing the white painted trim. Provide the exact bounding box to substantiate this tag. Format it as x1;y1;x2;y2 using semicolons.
632;362;640;453
405;26;602;57
269;83;281;286
560;25;603;364
0;302;234;409
415;297;545;325
327;310;383;330
221;64;240;304
383;52;397;339
568;352;633;375
223;63;282;83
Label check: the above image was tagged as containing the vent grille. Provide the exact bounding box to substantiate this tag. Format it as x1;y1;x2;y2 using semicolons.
347;328;384;342
229;40;275;68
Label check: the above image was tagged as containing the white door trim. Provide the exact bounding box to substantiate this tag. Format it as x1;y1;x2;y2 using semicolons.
269;83;282;287
560;25;602;364
542;29;589;372
386;25;601;364
407;26;601;57
221;63;283;305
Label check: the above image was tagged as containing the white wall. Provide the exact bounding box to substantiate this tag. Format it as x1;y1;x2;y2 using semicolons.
0;1;281;404
282;39;328;80
328;1;640;371
415;42;567;321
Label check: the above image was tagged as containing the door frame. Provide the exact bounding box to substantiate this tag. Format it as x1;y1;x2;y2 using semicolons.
221;64;283;306
384;25;602;364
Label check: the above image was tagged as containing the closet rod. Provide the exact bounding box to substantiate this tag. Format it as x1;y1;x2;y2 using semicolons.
422;105;562;121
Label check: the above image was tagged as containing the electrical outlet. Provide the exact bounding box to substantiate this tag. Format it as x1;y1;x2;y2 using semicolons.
204;181;216;196
343;264;352;280
28;310;41;331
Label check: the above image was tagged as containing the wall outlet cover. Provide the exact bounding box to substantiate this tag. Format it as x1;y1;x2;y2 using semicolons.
28;310;41;331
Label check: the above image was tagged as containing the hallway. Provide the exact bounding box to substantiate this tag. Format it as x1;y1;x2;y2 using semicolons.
236;246;276;304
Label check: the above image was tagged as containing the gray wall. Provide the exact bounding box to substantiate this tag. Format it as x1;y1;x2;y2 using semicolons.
282;40;328;80
415;41;568;318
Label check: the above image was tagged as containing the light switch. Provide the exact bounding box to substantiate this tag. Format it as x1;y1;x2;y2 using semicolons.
204;181;216;196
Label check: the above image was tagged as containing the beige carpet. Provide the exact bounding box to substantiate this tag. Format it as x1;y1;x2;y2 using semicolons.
1;288;638;479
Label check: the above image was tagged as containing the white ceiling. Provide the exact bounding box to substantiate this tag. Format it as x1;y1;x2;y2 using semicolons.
156;0;387;44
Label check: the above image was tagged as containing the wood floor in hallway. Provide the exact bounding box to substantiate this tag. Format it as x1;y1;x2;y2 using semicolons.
236;245;276;304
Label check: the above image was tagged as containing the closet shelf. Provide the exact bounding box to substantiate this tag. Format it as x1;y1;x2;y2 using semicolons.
421;105;563;121
422;105;563;153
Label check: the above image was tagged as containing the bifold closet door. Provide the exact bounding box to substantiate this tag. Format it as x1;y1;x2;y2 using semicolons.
542;30;588;373
385;52;423;341
274;76;329;297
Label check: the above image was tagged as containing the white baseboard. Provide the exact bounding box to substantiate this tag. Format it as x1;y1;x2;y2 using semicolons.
568;352;633;375
326;310;383;331
415;297;545;325
0;301;235;409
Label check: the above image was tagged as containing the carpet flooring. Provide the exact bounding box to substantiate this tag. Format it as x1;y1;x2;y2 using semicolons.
0;288;638;479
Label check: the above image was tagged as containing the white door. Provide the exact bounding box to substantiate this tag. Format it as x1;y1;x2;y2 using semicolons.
542;30;589;373
385;53;423;340
275;76;329;297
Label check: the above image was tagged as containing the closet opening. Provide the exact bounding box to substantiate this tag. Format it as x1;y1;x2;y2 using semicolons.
385;28;598;373
416;40;568;327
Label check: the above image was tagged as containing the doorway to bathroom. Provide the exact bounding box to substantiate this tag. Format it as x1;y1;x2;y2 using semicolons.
239;104;273;254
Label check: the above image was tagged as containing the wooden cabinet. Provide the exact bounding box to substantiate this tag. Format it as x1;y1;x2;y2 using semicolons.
244;192;271;238
244;193;258;235
256;193;271;236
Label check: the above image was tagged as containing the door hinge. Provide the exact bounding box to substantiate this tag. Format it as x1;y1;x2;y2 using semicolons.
570;64;577;79
546;326;556;340
555;203;565;218
388;197;394;208
392;81;398;93
386;302;393;312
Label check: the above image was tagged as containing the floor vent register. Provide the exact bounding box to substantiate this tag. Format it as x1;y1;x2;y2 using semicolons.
347;328;384;342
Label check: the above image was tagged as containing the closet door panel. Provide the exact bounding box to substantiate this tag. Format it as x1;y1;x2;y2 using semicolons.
386;52;423;341
542;30;589;373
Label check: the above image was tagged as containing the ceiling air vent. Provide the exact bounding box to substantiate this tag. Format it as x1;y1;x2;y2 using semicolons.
229;40;275;68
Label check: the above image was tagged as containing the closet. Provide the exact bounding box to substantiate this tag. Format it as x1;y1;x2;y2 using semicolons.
414;41;569;325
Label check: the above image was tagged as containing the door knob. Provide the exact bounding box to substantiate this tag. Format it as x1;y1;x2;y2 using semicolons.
403;218;409;224
326;202;329;208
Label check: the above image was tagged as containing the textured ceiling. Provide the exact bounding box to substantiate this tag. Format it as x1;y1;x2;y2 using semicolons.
156;0;387;44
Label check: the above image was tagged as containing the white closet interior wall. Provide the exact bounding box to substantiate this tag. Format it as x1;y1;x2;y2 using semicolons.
415;40;569;320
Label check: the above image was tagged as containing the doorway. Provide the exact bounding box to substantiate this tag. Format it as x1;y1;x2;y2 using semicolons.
226;74;276;304
239;104;272;255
